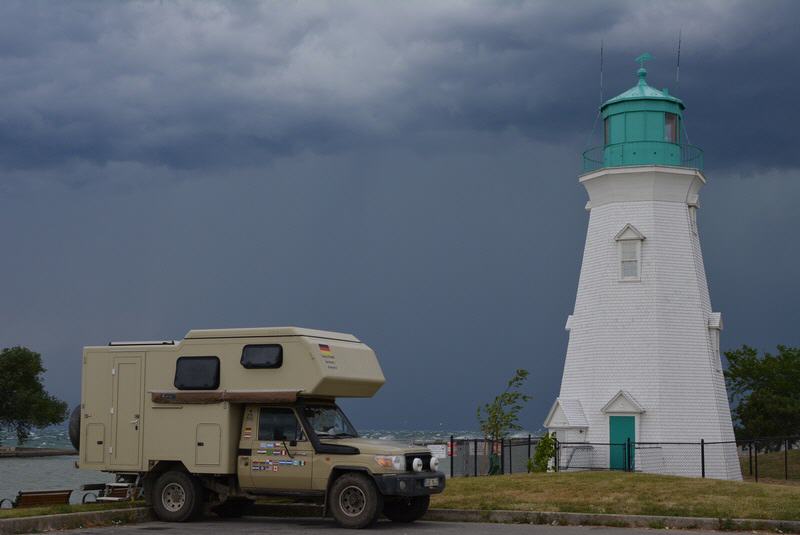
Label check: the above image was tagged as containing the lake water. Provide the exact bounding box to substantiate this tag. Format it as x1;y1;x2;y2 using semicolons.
1;425;508;504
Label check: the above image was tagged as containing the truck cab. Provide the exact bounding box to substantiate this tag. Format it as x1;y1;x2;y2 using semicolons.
73;327;444;528
231;400;443;526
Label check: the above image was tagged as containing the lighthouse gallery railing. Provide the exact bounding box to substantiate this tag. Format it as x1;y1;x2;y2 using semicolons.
582;142;704;173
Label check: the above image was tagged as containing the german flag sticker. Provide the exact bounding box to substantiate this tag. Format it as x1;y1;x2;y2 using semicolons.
319;344;334;358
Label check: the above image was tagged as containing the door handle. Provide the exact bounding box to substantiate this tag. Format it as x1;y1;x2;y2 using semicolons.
129;419;139;424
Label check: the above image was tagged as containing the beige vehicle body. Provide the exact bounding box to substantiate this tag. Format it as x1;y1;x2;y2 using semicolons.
77;327;444;527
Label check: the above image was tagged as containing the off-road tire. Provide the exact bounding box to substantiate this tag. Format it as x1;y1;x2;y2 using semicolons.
68;406;81;451
329;472;383;529
212;498;253;518
151;471;204;522
383;495;430;523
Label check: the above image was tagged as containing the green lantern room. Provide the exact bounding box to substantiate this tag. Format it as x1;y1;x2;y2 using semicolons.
583;53;703;172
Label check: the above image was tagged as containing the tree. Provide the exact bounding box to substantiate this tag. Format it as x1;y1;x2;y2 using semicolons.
724;345;800;441
0;346;68;445
477;369;532;441
529;432;556;472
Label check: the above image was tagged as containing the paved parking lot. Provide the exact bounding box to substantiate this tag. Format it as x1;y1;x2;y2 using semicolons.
57;517;722;535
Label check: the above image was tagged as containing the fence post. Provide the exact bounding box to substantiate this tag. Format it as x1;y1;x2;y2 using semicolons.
786;438;789;481
450;435;454;478
754;441;759;482
474;439;478;477
554;438;559;472
748;442;753;475
623;439;628;472
508;438;512;474
501;438;506;475
625;437;633;472
701;439;705;478
527;434;532;466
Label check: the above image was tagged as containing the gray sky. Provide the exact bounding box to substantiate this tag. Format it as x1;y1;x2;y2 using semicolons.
1;0;798;431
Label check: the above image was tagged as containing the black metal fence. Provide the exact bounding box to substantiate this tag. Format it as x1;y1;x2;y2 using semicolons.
445;435;800;482
447;436;541;477
739;437;800;482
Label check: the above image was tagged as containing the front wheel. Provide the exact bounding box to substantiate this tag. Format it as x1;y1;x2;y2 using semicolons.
383;495;430;523
151;471;204;522
329;472;383;529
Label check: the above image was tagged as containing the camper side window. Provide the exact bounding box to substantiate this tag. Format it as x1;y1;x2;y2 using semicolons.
258;408;303;441
241;344;283;369
174;356;220;390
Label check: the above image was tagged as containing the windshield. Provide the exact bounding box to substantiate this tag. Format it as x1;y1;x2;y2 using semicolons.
303;405;358;438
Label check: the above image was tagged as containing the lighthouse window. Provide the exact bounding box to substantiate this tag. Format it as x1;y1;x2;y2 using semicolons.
664;113;679;143
620;240;640;280
710;329;721;369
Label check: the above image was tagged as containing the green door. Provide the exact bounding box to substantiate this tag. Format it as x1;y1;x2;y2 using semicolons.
609;416;635;470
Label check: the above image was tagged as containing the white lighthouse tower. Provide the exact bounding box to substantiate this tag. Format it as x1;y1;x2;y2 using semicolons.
545;55;741;480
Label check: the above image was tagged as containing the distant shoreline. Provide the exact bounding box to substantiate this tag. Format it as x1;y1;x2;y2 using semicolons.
0;448;77;458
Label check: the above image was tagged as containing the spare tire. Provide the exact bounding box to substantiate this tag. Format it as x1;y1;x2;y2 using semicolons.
68;405;81;451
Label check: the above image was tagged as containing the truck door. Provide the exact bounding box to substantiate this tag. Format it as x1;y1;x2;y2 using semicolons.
248;407;314;491
110;354;143;468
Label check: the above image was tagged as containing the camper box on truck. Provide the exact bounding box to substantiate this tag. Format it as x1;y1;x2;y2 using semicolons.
74;327;445;529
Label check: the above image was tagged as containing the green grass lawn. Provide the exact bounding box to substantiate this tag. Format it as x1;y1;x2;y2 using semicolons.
0;501;141;520
431;471;800;521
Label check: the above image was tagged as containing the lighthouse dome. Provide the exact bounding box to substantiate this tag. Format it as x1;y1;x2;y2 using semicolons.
601;68;684;109
583;53;702;172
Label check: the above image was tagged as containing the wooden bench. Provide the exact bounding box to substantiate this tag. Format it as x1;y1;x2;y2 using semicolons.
0;489;73;508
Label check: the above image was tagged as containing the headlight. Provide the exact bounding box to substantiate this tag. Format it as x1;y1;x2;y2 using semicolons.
375;455;405;471
412;457;423;472
430;456;440;471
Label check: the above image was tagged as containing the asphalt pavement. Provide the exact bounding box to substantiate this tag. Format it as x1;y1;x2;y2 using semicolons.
52;517;722;535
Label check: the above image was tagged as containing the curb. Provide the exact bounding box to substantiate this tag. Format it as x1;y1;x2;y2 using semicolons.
424;509;800;533
249;504;800;532
0;506;152;535
3;503;798;533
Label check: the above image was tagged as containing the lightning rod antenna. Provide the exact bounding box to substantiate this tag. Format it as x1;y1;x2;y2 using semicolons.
600;39;605;105
676;29;682;86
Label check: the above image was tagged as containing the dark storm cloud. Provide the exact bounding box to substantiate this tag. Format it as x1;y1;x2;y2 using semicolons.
1;0;798;179
1;0;799;430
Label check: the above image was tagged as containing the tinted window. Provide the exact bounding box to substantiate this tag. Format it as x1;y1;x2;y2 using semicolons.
241;344;283;369
258;408;303;441
174;356;220;390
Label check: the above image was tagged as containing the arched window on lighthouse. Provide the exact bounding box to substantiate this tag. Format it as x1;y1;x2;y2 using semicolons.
615;224;646;282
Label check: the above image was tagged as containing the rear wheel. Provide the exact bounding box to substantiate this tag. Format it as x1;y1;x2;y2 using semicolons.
383;495;430;523
151;471;204;522
329;472;383;529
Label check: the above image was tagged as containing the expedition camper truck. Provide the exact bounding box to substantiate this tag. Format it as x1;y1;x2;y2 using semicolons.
73;327;445;528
